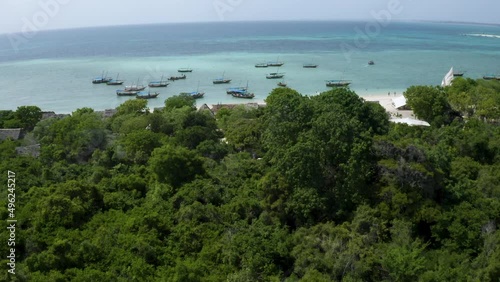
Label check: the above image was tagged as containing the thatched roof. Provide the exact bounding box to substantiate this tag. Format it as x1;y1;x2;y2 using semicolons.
95;109;117;118
210;104;239;115
41;111;70;120
41;111;57;120
210;103;266;115
16;144;41;157
198;104;214;116
0;128;22;141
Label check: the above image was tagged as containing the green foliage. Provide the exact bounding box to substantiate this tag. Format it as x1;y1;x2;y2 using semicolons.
405;85;458;126
378;220;427;281
149;144;205;187
15;105;42;131
0;110;15;127
217;105;264;154
34;108;107;163
447;77;500;120
118;129;162;163
164;93;196;111
9;83;500;280
116;99;148;116
0;106;42;130
262;88;388;224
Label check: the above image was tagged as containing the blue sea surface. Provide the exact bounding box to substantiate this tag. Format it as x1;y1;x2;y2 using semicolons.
0;21;499;113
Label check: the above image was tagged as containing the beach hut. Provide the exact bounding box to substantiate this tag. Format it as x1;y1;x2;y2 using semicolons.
0;128;23;141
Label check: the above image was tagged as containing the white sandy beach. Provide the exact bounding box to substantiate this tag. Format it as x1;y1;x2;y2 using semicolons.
363;94;414;119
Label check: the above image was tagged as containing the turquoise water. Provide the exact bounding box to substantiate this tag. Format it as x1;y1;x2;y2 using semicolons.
0;21;499;113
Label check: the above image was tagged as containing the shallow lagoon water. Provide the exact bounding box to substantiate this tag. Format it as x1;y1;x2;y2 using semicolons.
0;21;499;113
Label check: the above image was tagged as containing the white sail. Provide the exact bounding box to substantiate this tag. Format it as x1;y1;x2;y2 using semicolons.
441;67;454;87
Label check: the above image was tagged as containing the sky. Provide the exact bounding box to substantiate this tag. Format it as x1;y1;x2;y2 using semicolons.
1;0;499;34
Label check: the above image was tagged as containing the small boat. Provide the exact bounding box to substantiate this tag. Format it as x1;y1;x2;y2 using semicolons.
266;72;285;79
180;91;205;99
213;78;232;84
106;80;124;85
168;74;187;81
267;61;284;67
326;80;351;87
267;57;284;67
106;73;124;85
303;64;318;68
255;63;269;68
92;78;105;84
148;75;169;87
368;60;375;65
148;81;169;87
181;81;204;99
232;91;255;99
124;85;146;91
178;68;193;73
116;90;139;96
123;79;146;91
453;71;464;77
213;72;231;84
277;81;287;87
483;75;496;80
136;91;159;99
226;86;248;94
92;71;112;84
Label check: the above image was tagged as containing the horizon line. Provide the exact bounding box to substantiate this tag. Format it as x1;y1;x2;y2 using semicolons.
1;19;500;36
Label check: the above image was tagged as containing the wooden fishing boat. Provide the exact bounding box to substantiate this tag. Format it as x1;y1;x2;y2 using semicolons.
326;80;351;87
116;90;138;96
266;72;285;79
303;64;318;68
136;91;160;99
148;75;169;87
231;91;255;99
168;74;187;81
180;91;205;99
106;73;124;85
213;72;231;84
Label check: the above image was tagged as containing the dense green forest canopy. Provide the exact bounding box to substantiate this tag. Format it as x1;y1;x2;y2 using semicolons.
1;79;500;281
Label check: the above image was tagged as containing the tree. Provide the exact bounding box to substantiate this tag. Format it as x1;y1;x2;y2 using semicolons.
164;93;196;111
119;129;162;163
149;144;204;187
262;87;313;154
34;109;107;163
447;78;500;121
115;99;148;116
218;105;264;153
405;85;457;126
14;105;42;131
0;110;17;128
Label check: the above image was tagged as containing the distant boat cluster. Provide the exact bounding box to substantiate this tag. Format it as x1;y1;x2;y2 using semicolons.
91;61;395;101
94;62;498;101
93;68;202;100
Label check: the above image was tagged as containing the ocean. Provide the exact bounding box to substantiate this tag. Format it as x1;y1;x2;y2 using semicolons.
0;21;499;113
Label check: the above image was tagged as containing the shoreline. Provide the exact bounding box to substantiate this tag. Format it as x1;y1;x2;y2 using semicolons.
8;92;412;118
